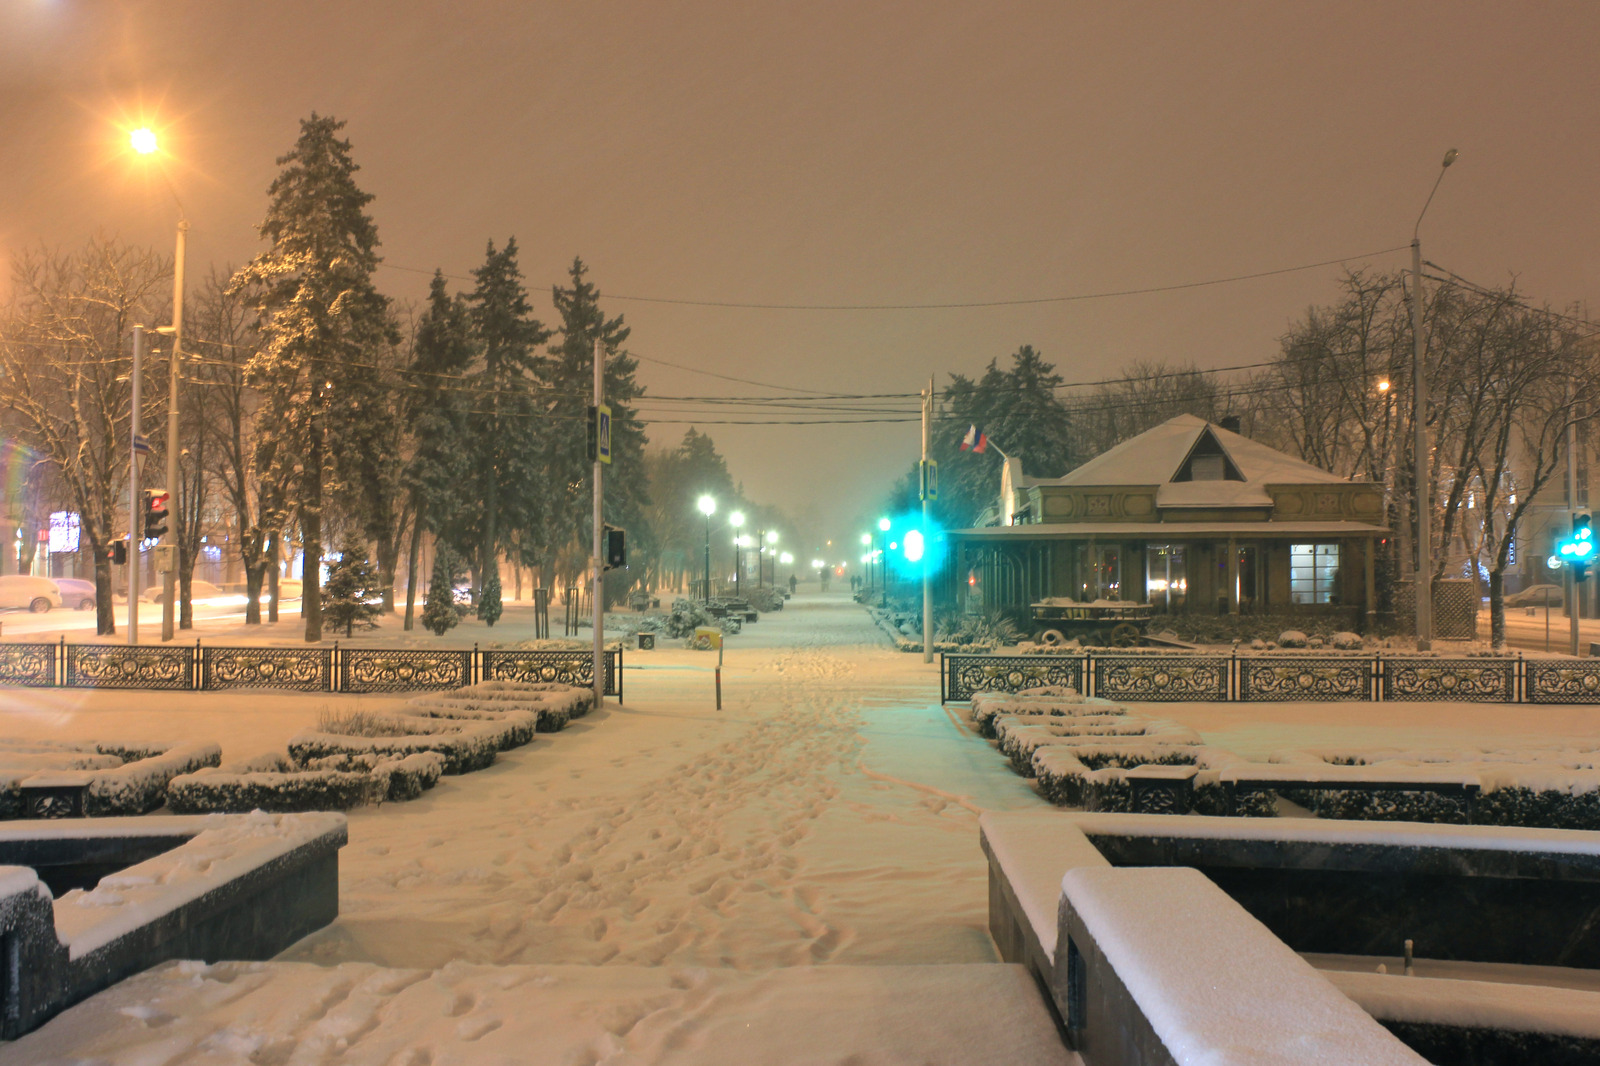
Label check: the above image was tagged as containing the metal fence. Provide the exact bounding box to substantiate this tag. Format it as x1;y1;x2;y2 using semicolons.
0;640;621;699
941;652;1600;704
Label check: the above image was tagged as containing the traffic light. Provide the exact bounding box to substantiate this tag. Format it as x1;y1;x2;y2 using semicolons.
108;539;128;566
1558;512;1594;582
142;489;169;539
603;526;626;571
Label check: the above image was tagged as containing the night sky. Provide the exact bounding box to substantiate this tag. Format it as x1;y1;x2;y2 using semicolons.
3;1;1597;544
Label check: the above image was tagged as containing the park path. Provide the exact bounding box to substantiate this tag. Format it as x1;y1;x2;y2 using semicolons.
282;593;1048;970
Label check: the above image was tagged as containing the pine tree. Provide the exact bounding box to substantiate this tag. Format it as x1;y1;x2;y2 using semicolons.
479;563;503;627
230;114;394;643
542;258;646;584
465;239;550;612
421;546;463;637
403;272;475;629
323;534;382;637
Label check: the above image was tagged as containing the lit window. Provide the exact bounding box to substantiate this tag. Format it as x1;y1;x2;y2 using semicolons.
1289;543;1340;605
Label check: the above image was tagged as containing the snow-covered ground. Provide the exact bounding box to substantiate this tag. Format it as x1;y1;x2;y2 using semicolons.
7;591;1600;1063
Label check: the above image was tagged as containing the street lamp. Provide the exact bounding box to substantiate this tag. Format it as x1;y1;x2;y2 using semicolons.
730;512;745;599
1410;147;1458;650
877;518;891;592
697;495;716;602
129;126;188;642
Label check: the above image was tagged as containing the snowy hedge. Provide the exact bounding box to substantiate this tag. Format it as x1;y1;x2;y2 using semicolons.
0;739;222;817
969;689;1122;739
994;716;1197;775
1030;743;1204;808
167;751;445;813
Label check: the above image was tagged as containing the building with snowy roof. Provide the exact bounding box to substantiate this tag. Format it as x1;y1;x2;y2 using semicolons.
950;414;1388;628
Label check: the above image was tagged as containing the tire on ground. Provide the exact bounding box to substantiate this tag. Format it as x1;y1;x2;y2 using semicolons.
29;597;51;613
1039;628;1067;646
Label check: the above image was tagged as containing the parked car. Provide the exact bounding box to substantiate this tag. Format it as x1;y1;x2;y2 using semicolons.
0;575;64;612
51;577;99;611
138;579;230;604
1505;583;1563;608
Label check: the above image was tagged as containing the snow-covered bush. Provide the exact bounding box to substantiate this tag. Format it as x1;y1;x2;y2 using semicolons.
996;717;1201;776
968;690;1120;738
1277;630;1308;648
664;598;711;638
1030;743;1202;808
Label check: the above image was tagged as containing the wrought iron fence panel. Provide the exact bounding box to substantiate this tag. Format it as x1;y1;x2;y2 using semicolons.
1524;660;1600;703
1092;655;1229;702
943;654;1085;701
0;643;57;687
1381;658;1515;702
480;650;620;697
340;649;470;693
1237;657;1373;701
65;645;193;690
202;646;331;692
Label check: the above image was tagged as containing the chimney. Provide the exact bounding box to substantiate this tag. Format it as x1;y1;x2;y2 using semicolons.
1218;415;1242;435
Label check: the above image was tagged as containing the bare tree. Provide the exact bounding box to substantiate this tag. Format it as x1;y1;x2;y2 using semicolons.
0;238;170;634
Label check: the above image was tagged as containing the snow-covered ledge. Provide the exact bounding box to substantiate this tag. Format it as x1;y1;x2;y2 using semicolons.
0;811;346;1039
1056;866;1424;1064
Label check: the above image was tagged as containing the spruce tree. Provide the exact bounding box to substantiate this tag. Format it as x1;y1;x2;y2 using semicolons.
542;258;646;578
403;272;475;628
465;239;549;613
323;534;382;637
230;114;394;643
479;563;503;627
421;546;462;637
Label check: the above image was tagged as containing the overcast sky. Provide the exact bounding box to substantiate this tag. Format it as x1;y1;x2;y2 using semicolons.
3;1;1597;549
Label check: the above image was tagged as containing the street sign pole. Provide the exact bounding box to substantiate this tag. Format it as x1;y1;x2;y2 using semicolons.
592;336;606;708
922;376;934;665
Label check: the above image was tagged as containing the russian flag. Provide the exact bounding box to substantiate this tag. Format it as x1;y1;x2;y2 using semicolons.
960;425;988;454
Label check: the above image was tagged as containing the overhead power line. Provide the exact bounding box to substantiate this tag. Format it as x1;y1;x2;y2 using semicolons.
377;245;1410;312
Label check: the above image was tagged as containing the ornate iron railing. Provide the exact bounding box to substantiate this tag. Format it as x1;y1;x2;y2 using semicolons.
65;645;194;690
202;646;332;692
1380;658;1515;703
0;643;57;687
481;649;621;698
1237;657;1374;701
0;641;621;698
942;654;1084;703
1524;660;1600;704
1092;655;1229;702
941;651;1597;704
339;649;472;693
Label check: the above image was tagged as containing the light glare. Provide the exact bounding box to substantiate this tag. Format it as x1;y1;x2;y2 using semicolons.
130;127;159;154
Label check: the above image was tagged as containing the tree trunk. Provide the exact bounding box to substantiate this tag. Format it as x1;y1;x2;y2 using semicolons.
245;564;266;624
403;513;422;631
1488;568;1505;651
94;543;116;636
303;425;323;643
376;526;399;614
267;532;280;624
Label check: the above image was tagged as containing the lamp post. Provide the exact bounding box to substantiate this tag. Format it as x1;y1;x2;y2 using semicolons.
765;531;779;587
1410;147;1458;651
877;518;891;595
129;127;188;643
730;511;745;599
698;496;716;603
860;534;871;590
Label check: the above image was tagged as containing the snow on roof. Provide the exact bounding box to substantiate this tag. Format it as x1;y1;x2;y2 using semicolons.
1047;415;1350;488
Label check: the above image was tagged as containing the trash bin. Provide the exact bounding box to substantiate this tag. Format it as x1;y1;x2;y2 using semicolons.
637;631;655;650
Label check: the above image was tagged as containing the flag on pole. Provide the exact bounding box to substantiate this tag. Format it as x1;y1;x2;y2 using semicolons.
959;425;988;454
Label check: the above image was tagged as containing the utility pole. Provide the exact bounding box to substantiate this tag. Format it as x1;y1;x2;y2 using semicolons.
1568;388;1580;657
161;219;188;641
922;376;934;665
128;326;143;645
1409;149;1456;650
592;334;605;709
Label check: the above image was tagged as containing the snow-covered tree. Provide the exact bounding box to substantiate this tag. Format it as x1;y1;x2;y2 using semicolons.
465;239;549;615
403;272;474;629
421;545;464;637
323;534;382;636
230;114;395;643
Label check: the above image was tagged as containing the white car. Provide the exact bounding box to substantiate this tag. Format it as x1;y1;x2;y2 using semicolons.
0;575;64;613
51;578;99;611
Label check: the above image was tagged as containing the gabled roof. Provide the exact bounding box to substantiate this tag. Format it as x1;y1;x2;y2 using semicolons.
1044;415;1350;490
